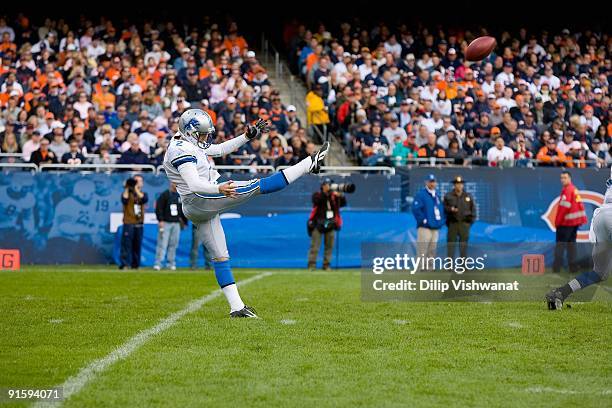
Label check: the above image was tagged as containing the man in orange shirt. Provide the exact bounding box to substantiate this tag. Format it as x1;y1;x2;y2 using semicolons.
553;171;587;273
223;22;248;58
536;137;567;166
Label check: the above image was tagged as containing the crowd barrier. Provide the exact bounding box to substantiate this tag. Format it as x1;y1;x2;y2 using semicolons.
0;167;608;266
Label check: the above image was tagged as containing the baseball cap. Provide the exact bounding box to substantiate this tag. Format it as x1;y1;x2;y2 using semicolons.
51;121;65;130
453;176;464;184
504;62;513;68
426;174;436;182
594;88;603;94
246;50;256;58
487;93;496;100
287;105;296;112
101;80;111;86
491;127;501;135
465;96;474;103
45;112;54;119
448;48;456;55
181;47;191;53
227;96;237;104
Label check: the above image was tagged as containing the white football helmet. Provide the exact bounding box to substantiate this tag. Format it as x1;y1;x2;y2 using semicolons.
178;109;216;149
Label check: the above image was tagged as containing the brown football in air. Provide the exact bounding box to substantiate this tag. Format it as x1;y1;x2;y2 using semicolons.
465;36;497;61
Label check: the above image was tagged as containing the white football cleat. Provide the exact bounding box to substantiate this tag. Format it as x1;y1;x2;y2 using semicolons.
309;142;330;174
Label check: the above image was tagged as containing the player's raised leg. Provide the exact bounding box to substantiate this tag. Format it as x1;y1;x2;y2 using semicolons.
256;141;331;195
193;214;256;317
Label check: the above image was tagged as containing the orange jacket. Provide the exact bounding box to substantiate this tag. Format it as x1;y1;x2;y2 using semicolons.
536;146;568;166
555;183;587;227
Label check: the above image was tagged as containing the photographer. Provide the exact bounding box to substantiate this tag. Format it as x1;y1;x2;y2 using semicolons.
307;178;350;270
119;175;148;270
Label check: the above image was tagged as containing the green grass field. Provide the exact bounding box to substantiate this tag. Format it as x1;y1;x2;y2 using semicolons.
1;266;611;407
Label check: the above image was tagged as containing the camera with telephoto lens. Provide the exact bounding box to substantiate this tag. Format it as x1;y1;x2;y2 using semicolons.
330;183;356;193
323;178;356;193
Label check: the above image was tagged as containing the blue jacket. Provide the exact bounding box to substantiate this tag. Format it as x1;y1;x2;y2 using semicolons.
412;188;446;229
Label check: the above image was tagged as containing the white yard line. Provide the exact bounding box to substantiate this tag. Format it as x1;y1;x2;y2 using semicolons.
526;386;611;395
33;272;272;408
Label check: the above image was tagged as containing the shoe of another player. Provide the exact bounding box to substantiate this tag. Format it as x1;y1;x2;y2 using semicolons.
309;142;330;174
545;288;564;310
230;305;258;318
153;265;161;271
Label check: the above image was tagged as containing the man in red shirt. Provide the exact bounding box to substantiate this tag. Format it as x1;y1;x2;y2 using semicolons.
553;171;587;273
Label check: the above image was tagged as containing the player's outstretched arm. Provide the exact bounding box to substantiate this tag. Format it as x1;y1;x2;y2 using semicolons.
178;163;222;195
205;119;269;157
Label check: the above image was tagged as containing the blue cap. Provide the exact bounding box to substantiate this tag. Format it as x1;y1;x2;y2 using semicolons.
427;174;436;182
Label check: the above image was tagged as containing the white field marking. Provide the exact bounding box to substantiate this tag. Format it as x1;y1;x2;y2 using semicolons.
393;319;409;325
280;319;297;325
506;321;524;329
526;387;612;395
48;319;63;324
33;272;272;408
295;297;309;302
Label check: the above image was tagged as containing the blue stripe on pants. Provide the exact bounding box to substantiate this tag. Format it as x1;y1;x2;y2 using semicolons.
259;172;288;194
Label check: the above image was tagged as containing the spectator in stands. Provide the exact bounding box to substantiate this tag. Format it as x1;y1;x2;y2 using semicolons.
306;84;330;142
22;131;42;162
2;132;20;154
119;133;150;165
537;137;568;167
487;137;514;167
61;140;86;165
30;137;57;165
49;129;69;159
418;132;446;161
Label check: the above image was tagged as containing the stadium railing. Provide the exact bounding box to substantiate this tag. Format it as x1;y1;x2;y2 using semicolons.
0;162;38;171
38;163;157;173
275;165;396;175
156;165;277;174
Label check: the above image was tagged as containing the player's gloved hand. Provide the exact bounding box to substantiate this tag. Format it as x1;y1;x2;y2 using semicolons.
245;118;269;140
219;181;237;198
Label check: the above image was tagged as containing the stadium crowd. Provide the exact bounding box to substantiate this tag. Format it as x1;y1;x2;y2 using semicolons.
0;15;311;170
287;21;611;168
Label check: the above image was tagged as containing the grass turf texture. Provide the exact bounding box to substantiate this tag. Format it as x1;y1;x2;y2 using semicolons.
0;266;610;407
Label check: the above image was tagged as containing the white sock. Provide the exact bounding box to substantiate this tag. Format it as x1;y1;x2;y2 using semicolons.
282;156;313;184
222;284;245;312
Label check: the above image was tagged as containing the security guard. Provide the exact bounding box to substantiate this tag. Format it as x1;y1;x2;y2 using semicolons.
444;176;476;258
553;171;587;273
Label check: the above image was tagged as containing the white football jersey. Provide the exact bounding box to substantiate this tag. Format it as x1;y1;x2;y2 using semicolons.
163;134;220;196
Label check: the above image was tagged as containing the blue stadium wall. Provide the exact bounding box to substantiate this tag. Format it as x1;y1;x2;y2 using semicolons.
0;168;608;267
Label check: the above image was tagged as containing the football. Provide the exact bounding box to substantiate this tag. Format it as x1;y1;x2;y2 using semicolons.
465;36;497;61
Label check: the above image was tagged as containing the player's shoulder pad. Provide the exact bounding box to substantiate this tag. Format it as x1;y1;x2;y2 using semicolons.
168;138;197;169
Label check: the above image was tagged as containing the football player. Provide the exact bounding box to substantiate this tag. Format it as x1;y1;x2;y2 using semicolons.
164;109;329;318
